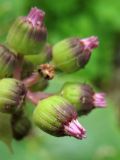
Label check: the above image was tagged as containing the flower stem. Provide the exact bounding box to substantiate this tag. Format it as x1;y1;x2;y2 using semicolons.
13;55;23;80
23;72;40;88
27;90;53;105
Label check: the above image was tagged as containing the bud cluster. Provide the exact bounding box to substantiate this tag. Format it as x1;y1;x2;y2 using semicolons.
0;7;106;143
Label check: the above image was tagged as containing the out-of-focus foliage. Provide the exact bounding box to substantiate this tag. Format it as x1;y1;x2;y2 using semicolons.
0;0;120;160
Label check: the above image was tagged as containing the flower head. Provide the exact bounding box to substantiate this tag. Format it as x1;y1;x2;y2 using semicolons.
7;7;47;55
33;95;86;139
52;36;99;73
60;82;106;116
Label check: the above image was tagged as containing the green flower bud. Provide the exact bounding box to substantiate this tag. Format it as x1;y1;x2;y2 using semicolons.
21;60;35;79
60;82;106;116
11;113;31;140
33;95;86;139
30;77;48;91
0;45;16;78
24;43;52;65
7;7;47;55
0;78;26;114
52;36;99;72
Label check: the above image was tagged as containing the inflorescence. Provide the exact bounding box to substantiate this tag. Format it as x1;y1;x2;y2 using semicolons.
0;7;106;141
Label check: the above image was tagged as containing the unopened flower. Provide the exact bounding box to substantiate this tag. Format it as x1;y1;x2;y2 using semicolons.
24;43;52;65
7;7;47;55
60;82;106;116
0;45;16;78
30;77;48;91
0;78;26;114
52;36;99;72
11;113;31;140
33;95;86;139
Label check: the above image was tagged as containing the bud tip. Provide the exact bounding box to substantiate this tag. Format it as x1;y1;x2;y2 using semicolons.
80;36;99;52
27;7;45;26
93;93;106;107
64;119;86;139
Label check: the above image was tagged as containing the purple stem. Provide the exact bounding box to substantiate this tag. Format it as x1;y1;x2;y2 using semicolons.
13;55;23;80
23;72;40;88
27;90;53;105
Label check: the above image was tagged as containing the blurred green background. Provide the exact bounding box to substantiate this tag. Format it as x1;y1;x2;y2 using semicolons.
0;0;120;160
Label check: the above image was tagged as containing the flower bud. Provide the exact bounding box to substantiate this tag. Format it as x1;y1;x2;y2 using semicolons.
21;60;35;79
11;113;31;140
33;95;86;139
30;77;48;91
52;36;99;72
0;78;26;114
7;7;47;55
0;45;16;78
24;43;52;65
60;82;106;116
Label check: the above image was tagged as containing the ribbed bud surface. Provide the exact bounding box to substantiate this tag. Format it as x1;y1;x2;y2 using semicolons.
60;82;106;116
0;45;16;78
33;95;86;139
7;7;47;55
52;36;99;72
0;78;26;114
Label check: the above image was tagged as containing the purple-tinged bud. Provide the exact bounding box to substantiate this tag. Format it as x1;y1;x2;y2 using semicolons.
7;7;47;56
60;82;106;116
33;95;86;139
52;36;99;73
0;44;16;78
78;36;99;68
0;78;26;114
